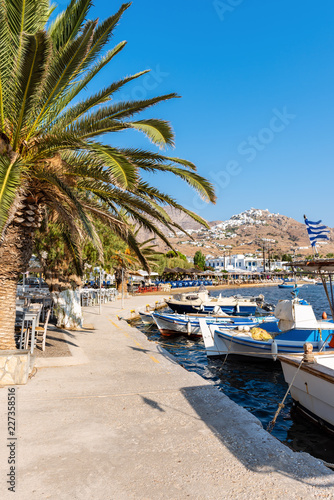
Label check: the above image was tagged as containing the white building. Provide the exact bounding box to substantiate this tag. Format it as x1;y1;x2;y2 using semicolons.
205;254;285;273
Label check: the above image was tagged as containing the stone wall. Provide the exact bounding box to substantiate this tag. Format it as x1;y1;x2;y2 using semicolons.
0;350;31;386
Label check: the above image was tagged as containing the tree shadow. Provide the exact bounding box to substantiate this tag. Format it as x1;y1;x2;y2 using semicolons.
180;385;334;487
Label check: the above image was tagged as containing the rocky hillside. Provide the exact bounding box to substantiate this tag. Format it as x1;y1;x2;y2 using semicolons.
142;208;334;258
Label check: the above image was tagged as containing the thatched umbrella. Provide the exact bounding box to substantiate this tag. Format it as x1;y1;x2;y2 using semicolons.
186;268;199;275
173;267;188;274
163;267;177;274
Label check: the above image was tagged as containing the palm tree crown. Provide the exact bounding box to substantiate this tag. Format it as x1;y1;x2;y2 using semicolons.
0;0;215;348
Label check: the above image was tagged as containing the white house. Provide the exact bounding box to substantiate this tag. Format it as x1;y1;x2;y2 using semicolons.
205;254;285;273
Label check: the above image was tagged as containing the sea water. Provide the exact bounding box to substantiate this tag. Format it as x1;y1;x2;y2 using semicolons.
135;284;334;465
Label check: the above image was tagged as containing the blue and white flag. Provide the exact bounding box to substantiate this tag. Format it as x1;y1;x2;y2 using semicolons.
304;216;330;247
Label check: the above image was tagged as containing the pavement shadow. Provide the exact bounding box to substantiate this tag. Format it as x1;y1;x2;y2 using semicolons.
140;396;165;412
45;335;79;348
180;385;334;487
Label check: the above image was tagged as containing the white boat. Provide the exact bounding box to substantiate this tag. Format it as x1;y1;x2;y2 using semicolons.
279;348;334;434
302;277;317;284
166;289;266;316
199;298;334;359
138;311;155;326
152;311;276;338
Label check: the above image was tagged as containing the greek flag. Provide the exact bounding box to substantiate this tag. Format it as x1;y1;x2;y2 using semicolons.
304;216;330;247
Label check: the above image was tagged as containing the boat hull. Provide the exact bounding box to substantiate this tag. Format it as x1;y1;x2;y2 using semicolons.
152;312;274;338
166;301;257;316
200;322;334;359
139;312;155;326
280;354;334;434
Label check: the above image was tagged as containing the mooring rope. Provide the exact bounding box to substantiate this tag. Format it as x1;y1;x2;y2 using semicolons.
267;358;305;433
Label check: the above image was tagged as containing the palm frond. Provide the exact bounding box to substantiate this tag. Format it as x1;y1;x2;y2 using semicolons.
91;93;179;122
119;148;197;171
12;31;51;149
50;70;149;130
83;143;138;189
137;164;216;203
0;0;12;129
75;2;131;71
49;0;92;51
48;41;127;122
126;119;175;148
27;20;96;139
0;156;22;233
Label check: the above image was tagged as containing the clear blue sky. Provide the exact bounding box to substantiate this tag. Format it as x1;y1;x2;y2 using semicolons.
59;0;334;226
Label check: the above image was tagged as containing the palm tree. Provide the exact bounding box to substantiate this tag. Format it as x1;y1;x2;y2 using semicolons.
0;0;215;349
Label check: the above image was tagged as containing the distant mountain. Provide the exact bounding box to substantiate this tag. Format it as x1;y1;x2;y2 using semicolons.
147;208;334;258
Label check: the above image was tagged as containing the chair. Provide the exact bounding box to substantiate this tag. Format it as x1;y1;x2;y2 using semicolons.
34;310;51;351
27;303;43;326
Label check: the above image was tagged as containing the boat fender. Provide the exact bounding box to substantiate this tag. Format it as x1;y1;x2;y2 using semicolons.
271;340;278;361
329;334;334;348
322;312;327;320
187;320;192;336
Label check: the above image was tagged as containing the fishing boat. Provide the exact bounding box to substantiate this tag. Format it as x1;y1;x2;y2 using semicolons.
165;289;266;316
279;346;334;434
279;252;334;432
278;280;303;289
152;311;276;338
138;311;155;326
199;297;334;359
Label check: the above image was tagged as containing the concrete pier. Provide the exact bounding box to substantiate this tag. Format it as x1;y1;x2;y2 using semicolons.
0;294;333;499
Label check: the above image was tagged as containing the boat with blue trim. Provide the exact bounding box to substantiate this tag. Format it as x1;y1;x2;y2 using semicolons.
152;310;276;338
199;297;334;359
165;289;266;316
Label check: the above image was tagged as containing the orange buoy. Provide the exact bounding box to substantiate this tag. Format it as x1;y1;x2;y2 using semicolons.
322;311;327;320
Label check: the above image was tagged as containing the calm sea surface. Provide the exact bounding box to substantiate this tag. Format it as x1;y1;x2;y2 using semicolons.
134;284;334;464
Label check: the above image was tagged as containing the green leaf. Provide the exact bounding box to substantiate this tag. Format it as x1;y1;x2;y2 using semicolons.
127;119;175;148
49;0;92;51
85;143;138;189
27;20;97;139
51;70;149;131
0;156;22;233
12;31;51;149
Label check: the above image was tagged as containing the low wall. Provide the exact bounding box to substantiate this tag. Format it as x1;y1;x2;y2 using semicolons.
0;350;31;386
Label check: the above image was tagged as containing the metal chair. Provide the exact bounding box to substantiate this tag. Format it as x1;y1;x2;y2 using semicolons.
34;310;51;352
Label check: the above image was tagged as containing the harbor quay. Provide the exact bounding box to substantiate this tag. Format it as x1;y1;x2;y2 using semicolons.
0;294;333;499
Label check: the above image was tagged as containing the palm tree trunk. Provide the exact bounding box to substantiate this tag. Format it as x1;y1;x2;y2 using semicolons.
0;220;35;350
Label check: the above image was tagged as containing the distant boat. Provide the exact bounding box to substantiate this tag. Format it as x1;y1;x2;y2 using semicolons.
199;298;333;360
302;277;317;284
278;280;303;289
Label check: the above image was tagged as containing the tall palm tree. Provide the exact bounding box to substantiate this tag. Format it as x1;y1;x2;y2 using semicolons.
0;0;215;349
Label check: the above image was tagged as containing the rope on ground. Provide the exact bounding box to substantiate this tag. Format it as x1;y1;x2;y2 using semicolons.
28;366;38;379
267;358;305;433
